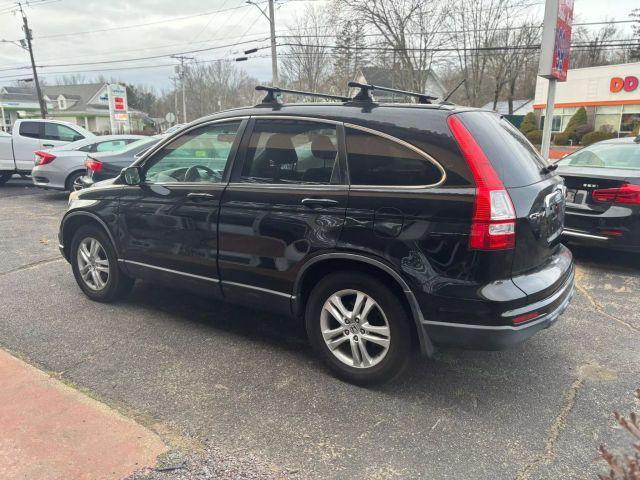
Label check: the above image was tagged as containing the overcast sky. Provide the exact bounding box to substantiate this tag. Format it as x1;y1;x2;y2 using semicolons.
0;0;636;90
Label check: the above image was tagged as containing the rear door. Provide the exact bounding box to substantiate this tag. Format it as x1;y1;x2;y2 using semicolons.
218;117;348;314
457;112;566;280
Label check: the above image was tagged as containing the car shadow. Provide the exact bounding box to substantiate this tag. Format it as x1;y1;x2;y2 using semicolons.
120;279;560;400
565;242;640;274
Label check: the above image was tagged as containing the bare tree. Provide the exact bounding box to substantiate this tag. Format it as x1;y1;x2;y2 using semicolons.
445;0;527;107
280;5;332;93
570;23;623;68
339;0;448;93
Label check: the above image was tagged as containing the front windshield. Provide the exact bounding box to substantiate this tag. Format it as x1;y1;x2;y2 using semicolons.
558;143;640;170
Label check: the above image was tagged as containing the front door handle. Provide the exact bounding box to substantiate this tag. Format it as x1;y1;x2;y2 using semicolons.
187;192;216;202
301;198;340;208
42;143;54;148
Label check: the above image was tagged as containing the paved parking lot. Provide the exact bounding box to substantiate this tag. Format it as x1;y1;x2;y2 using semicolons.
0;178;639;479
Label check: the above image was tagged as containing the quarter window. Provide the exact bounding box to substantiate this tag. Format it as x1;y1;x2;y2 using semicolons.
240;119;339;184
345;128;443;186
95;139;130;152
144;122;240;184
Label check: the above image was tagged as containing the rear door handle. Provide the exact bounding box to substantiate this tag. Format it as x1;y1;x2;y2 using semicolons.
187;192;216;202
42;143;54;147
301;198;340;208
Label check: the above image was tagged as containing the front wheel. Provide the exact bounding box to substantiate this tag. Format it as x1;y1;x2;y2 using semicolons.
305;272;412;385
70;225;134;302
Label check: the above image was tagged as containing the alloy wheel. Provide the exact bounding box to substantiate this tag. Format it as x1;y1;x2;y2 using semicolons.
320;289;391;368
76;237;109;291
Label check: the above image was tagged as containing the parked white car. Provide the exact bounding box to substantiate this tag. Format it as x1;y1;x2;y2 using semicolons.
0;119;94;185
31;135;146;191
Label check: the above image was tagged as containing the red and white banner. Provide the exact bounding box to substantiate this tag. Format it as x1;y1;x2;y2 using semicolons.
539;0;574;82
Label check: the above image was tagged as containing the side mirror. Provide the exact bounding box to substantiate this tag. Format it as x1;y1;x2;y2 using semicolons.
121;166;142;186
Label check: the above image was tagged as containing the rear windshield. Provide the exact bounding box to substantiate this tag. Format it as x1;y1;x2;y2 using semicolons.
557;143;640;170
458;112;548;188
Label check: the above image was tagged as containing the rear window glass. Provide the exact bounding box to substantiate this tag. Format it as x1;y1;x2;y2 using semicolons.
345;128;443;186
557;143;640;170
19;122;41;139
458;112;548;188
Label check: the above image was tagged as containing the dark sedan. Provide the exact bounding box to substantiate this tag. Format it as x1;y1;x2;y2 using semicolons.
557;136;640;252
80;136;163;188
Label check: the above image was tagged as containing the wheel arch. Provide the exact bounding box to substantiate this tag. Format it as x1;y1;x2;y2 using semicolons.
60;211;118;261
293;253;434;356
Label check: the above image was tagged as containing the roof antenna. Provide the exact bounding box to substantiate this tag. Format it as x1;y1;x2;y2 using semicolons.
441;78;465;104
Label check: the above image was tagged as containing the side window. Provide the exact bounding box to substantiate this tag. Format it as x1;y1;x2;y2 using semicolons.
19;122;42;139
95;140;128;152
44;123;82;142
144;122;240;184
345;128;443;187
240;119;339;184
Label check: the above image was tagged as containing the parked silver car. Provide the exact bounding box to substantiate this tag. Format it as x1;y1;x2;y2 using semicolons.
31;134;146;191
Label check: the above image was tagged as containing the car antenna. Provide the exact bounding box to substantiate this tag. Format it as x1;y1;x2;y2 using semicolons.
348;81;437;104
255;86;350;105
441;78;466;104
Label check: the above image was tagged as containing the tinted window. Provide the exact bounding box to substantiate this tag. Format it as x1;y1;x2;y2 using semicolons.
44;123;82;142
240;119;339;184
345;128;442;186
19;122;42;139
144;122;240;183
459;112;548;188
558;143;640;170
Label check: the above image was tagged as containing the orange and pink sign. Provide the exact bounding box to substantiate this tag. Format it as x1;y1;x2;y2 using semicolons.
610;76;639;93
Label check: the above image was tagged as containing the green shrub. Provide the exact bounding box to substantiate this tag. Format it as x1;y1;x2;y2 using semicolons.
564;107;588;134
553;132;571;145
582;130;616;146
519;112;537;135
526;129;543;144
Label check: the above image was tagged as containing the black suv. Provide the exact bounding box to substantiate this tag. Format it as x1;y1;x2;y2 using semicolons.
59;85;575;384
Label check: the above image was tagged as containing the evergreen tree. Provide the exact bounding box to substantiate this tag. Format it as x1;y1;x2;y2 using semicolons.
564;107;587;134
519;112;537;135
332;21;369;95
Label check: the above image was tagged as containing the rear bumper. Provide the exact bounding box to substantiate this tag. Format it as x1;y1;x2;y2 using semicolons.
563;206;640;252
422;258;575;350
562;228;640;252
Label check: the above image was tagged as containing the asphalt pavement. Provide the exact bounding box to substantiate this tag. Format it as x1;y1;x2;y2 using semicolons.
0;177;639;479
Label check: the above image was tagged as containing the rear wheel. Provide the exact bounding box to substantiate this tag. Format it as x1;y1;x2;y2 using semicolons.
65;170;85;192
305;272;412;385
0;172;12;185
70;225;134;302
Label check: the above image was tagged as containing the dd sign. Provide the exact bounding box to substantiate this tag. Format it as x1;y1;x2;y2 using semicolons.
610;76;639;93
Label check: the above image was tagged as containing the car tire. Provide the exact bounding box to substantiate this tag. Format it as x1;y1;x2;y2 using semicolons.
65;170;85;192
0;172;12;185
305;272;412;385
70;225;134;302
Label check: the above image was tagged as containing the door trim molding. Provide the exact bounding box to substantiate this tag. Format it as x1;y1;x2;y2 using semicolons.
119;259;220;283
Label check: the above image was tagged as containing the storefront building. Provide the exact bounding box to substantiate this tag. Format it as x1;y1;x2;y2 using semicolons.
533;62;640;136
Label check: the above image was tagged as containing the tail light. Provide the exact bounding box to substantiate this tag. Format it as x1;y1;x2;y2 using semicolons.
35;150;56;166
448;115;516;250
85;157;103;173
593;183;640;205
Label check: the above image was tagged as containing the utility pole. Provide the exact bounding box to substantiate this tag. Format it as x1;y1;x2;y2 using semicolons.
248;0;278;84
172;55;192;123
267;0;278;84
18;3;46;119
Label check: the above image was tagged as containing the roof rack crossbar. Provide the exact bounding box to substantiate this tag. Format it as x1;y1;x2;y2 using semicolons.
348;81;437;104
255;85;350;105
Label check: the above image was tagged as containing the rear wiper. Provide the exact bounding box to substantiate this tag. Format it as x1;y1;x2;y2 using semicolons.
541;163;558;174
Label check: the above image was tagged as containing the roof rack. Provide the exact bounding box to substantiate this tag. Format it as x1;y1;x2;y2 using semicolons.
348;81;437;104
255;85;350;105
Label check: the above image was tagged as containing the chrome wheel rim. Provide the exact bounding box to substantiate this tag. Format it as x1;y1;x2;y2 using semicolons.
72;176;84;191
76;237;109;291
320;289;391;369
